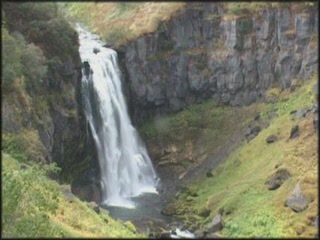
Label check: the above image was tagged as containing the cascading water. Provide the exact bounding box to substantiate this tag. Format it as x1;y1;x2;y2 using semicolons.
76;24;158;208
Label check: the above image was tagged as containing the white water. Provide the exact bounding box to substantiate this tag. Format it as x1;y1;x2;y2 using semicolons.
76;24;158;208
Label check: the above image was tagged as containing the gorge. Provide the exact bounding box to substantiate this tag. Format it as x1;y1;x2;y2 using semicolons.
1;2;318;238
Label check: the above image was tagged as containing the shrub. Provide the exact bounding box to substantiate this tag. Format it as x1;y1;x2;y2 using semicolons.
2;154;62;237
1;27;23;90
21;43;47;93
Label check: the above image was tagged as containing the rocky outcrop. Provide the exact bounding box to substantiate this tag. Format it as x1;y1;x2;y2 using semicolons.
117;3;318;125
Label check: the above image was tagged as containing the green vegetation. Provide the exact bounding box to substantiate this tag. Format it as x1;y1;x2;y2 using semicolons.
2;128;46;163
2;152;145;238
165;74;318;238
62;2;185;47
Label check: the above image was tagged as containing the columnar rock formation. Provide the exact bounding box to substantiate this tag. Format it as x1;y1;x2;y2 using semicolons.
118;3;318;124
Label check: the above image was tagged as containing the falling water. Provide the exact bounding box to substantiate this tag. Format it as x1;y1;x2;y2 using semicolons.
76;24;158;208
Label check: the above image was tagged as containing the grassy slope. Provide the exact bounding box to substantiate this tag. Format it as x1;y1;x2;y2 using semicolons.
2;153;145;238
171;75;318;238
62;2;185;47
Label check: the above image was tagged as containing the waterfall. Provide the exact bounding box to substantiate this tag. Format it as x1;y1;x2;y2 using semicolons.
76;24;158;208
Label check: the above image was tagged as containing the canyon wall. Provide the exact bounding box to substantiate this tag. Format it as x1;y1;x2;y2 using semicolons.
118;3;318;125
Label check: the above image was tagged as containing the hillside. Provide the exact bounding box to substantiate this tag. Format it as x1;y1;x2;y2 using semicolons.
145;74;318;238
2;152;144;238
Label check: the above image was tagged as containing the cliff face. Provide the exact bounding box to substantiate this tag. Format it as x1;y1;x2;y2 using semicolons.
119;3;318;125
1;3;97;185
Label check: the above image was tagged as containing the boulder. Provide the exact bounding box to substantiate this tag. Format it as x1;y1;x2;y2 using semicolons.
266;135;278;143
265;168;291;190
206;214;223;233
289;125;299;139
285;183;308;212
93;47;100;54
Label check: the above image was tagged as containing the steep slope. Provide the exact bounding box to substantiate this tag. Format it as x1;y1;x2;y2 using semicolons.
1;2;98;189
2;152;144;238
154;74;318;238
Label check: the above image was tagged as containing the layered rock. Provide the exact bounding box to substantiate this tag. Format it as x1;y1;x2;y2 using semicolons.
117;3;318;125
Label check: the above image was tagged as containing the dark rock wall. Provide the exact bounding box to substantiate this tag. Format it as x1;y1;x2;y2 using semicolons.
118;3;318;125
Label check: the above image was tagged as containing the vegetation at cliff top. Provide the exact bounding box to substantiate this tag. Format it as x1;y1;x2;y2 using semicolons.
62;2;185;47
2;152;144;238
62;2;317;47
157;74;318;238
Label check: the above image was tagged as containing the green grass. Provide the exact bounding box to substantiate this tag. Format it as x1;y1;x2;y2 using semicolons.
167;74;318;238
1;152;146;238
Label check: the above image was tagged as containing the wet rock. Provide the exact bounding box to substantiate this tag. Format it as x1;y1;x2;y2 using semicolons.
265;168;291;190
289;125;299;139
87;201;100;214
285;183;308;212
266;135;278;143
207;214;223;233
93;47;100;54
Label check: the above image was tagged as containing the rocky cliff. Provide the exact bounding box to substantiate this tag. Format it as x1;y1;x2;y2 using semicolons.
118;3;318;125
